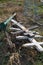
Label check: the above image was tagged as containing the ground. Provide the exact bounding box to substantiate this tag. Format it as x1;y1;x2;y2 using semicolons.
0;0;43;65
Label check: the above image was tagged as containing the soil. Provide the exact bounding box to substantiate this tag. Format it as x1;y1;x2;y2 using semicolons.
0;1;43;65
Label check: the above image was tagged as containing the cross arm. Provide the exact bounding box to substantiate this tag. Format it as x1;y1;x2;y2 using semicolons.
22;42;43;52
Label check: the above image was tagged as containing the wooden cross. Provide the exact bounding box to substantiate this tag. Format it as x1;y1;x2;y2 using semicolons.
23;38;43;52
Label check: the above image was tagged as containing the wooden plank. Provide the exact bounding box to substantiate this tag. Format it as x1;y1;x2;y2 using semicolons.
9;27;21;31
11;19;34;37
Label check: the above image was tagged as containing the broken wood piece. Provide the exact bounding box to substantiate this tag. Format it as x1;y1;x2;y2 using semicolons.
24;32;34;37
9;27;21;31
24;31;39;36
10;30;23;35
22;42;43;52
33;31;39;35
28;25;38;30
16;36;28;40
11;19;28;31
11;19;34;37
35;35;43;38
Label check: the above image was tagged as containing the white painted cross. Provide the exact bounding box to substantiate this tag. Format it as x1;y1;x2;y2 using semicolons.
23;38;43;52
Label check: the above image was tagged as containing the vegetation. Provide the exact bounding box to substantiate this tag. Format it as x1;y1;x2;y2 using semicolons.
0;0;43;65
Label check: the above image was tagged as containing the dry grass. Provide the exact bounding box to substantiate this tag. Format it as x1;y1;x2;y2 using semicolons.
0;1;43;65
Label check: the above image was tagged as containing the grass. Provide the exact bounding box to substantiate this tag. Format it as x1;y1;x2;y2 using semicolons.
0;0;10;3
0;1;43;65
0;0;23;5
37;6;43;14
35;61;43;65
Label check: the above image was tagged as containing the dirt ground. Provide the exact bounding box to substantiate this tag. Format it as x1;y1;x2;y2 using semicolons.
0;1;43;65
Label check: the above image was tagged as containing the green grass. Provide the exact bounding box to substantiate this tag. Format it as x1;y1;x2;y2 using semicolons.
29;5;43;14
0;0;16;3
0;0;9;2
35;61;43;65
